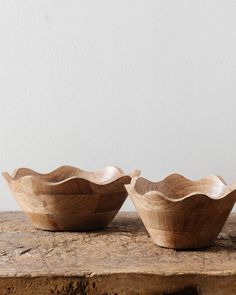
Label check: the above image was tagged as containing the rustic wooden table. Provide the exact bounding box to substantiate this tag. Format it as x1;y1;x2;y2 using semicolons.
0;212;235;295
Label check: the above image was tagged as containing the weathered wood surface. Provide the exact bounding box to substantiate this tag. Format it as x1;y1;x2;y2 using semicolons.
0;212;235;295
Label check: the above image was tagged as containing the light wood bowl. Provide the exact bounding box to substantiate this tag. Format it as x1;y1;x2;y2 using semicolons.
125;174;236;249
3;166;140;231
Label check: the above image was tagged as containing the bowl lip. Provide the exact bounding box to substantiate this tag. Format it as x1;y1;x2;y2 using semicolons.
125;173;236;202
2;165;141;186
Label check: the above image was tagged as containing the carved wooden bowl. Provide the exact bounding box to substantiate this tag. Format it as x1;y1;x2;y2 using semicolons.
3;166;140;231
125;174;236;249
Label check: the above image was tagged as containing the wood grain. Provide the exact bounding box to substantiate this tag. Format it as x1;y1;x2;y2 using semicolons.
2;166;140;231
0;212;235;295
125;174;236;249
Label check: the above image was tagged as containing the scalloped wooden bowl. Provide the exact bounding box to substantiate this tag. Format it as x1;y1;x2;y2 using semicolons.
125;174;236;249
3;166;140;231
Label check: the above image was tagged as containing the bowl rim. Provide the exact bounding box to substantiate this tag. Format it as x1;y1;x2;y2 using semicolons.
2;165;141;186
125;173;236;202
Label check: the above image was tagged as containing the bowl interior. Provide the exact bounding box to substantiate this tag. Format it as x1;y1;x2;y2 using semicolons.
13;166;125;184
134;175;226;199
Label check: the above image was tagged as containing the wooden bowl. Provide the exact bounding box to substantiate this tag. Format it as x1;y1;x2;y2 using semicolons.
125;174;236;249
3;166;140;231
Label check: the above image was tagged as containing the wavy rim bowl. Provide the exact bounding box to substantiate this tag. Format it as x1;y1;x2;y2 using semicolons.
2;165;140;186
3;166;140;231
125;173;236;249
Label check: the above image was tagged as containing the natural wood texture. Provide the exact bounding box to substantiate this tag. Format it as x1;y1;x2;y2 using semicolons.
0;212;235;295
2;166;140;231
125;174;236;249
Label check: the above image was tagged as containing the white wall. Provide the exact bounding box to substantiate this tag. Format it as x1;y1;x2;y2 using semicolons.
0;0;236;211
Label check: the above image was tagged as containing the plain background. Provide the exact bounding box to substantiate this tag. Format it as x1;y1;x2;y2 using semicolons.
0;0;235;211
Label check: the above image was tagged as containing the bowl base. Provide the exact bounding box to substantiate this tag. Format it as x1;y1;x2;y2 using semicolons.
25;211;118;231
148;228;220;250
